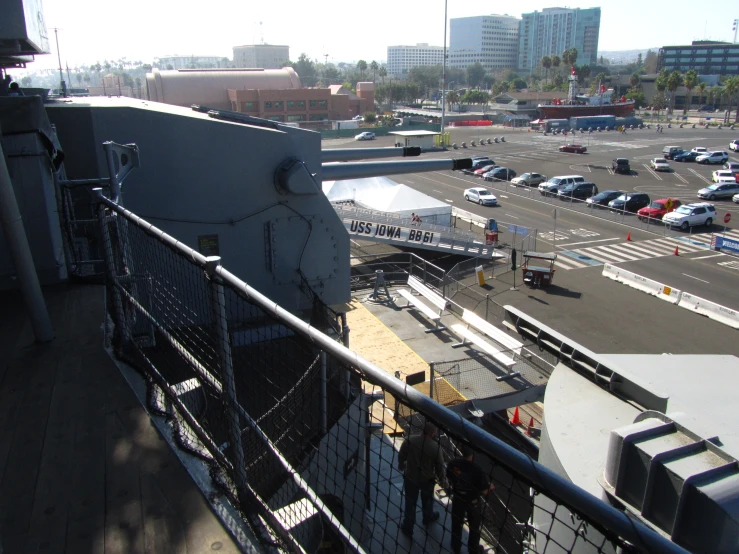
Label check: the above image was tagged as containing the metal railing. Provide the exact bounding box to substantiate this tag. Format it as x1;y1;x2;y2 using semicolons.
96;191;687;554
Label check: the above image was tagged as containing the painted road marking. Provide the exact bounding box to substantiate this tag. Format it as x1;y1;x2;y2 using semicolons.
556;237;620;247
693;253;726;260
688;168;712;184
642;164;663;180
674;173;689;184
568;228;600;237
538;231;570;241
718;260;739;270
682;273;709;283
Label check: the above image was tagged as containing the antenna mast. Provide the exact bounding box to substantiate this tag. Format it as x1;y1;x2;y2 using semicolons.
51;28;67;97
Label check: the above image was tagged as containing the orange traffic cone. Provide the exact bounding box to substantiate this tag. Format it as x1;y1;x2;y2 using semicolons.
626;232;631;241
674;246;679;256
525;417;536;436
509;407;522;426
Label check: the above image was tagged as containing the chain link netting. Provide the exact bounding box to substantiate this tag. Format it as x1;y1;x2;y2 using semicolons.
98;197;685;554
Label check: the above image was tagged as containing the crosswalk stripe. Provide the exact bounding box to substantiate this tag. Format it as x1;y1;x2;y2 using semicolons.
554;258;587;270
600;244;653;258
571;247;623;263
589;245;642;261
620;242;675;256
657;238;706;252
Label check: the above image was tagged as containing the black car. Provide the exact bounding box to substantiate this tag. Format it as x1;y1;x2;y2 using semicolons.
608;192;651;213
484;167;516;181
463;158;495;175
673;151;699;162
558;182;598;201
612;158;631;174
585;190;623;209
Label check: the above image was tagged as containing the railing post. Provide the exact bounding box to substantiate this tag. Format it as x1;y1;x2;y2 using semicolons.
96;189;128;348
204;256;252;512
429;362;435;401
320;351;328;434
423;260;428;285
340;312;350;399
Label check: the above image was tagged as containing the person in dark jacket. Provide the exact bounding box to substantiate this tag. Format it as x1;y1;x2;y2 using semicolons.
446;443;494;554
398;421;446;537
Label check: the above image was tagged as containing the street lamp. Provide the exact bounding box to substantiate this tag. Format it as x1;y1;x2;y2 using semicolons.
440;0;448;139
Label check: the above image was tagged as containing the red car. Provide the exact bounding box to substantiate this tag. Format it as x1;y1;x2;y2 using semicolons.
559;144;587;153
637;198;682;222
473;164;498;176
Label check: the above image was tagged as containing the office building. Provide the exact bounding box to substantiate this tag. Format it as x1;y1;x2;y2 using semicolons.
518;7;601;73
232;44;290;69
156;55;229;70
387;44;444;77
449;15;520;72
658;41;739;76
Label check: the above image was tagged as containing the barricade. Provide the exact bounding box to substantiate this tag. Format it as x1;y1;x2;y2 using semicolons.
678;292;739;329
601;264;682;304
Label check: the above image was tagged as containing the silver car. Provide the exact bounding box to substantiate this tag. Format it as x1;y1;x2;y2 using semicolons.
698;182;739;200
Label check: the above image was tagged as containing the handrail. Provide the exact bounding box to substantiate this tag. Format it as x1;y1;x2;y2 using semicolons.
96;192;687;554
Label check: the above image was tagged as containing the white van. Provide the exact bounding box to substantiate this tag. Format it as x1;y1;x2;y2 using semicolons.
713;169;736;182
539;175;585;196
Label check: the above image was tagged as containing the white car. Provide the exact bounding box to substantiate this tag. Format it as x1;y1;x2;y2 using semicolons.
729;139;739;152
696;151;729;165
733;193;739;204
352;115;364;121
464;187;498;206
662;202;717;230
650;158;670;171
511;172;547;186
713;169;737;182
354;131;375;141
691;146;708;154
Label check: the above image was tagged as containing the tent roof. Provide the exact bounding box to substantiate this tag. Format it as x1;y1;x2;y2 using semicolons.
323;176;448;212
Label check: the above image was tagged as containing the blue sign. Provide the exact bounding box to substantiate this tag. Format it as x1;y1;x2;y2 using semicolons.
706;117;712;121
507;224;529;237
714;235;739;254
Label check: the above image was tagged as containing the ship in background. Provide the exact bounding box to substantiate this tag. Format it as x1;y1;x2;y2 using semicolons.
537;67;635;119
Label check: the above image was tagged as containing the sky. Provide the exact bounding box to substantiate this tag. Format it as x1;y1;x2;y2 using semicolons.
25;0;739;73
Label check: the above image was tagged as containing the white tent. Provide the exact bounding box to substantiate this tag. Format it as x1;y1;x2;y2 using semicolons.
323;176;452;226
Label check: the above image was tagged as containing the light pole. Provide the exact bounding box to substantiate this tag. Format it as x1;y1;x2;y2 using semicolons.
440;0;448;140
52;28;67;97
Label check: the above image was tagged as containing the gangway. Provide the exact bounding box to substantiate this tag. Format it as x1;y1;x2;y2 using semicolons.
334;203;502;258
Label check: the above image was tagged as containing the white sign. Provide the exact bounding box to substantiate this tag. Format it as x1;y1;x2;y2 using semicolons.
344;219;441;247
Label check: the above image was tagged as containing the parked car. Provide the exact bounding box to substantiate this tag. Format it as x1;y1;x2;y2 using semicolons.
463;158;495;174
558;182;598;201
673;150;699;162
586;190;623;209
662;146;682;159
697;151;730;165
511;172;547;187
354;131;375;141
662;202;716;230
650;158;670;171
352;115;364;121
484;167;516;181
691;146;708;155
637;198;681;221
473;164;498;176
713;169;737;182
463;187;498;206
608;193;651;213
724;161;739;171
729;139;739;152
697;105;715;112
611;158;631;174
734;193;739;204
698;182;739;200
539;175;585;196
559;144;587;154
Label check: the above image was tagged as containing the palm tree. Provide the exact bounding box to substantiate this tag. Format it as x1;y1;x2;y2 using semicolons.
446;90;459;111
723;77;739;123
551;55;561;78
541;56;552;84
682;70;698;114
378;66;387;85
561;49;571;69
569;48;578;66
356;60;367;80
578;64;590;85
370;61;378;82
629;72;641;90
666;70;683;114
696;82;706;106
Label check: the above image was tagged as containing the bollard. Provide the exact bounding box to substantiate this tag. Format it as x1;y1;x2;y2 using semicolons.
471;140;476;147
501;136;505;142
452;143;458;149
462;142;467;148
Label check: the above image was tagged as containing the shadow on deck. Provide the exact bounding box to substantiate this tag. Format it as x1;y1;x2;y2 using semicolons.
0;285;242;553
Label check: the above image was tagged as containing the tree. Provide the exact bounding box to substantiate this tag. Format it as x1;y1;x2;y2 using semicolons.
551;55;561;75
293;54;318;86
682;70;698;114
76;72;82;85
378;66;387;85
651;92;667;118
363;111;377;123
552;73;565;89
637;53;643;67
323;66;341;84
625;90;647;109
370;60;378;81
356;60;367;80
666;70;683;114
629;72;641;89
511;78;528;91
590;72;607;95
20;75;32;87
466;62;486;88
135;77;142;98
446;90;459;111
696;82;706;106
707;85;722;108
541;56;552;84
722;77;739;123
644;50;658;73
577;64;590;85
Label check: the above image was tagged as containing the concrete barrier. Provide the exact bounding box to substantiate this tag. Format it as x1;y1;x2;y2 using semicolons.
678;292;739;329
602;264;682;304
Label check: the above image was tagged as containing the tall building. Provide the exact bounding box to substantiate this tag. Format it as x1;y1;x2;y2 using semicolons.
156;55;229;70
232;44;290;69
658;41;739;76
449;15;520;73
517;7;601;74
387;44;444;77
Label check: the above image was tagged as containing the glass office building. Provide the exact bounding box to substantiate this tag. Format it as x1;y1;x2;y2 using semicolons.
518;7;600;74
449;15;520;73
658;42;739;76
387;44;444;77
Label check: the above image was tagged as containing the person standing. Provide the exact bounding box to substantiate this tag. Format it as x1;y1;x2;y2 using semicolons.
446;444;494;554
398;421;445;537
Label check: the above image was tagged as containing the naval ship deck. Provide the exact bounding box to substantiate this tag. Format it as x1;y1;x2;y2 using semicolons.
0;285;242;553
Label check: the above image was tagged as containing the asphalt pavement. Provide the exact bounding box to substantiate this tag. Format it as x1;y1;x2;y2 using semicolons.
326;126;739;354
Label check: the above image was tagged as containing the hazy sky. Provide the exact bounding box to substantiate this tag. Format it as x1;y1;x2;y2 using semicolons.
28;0;739;72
